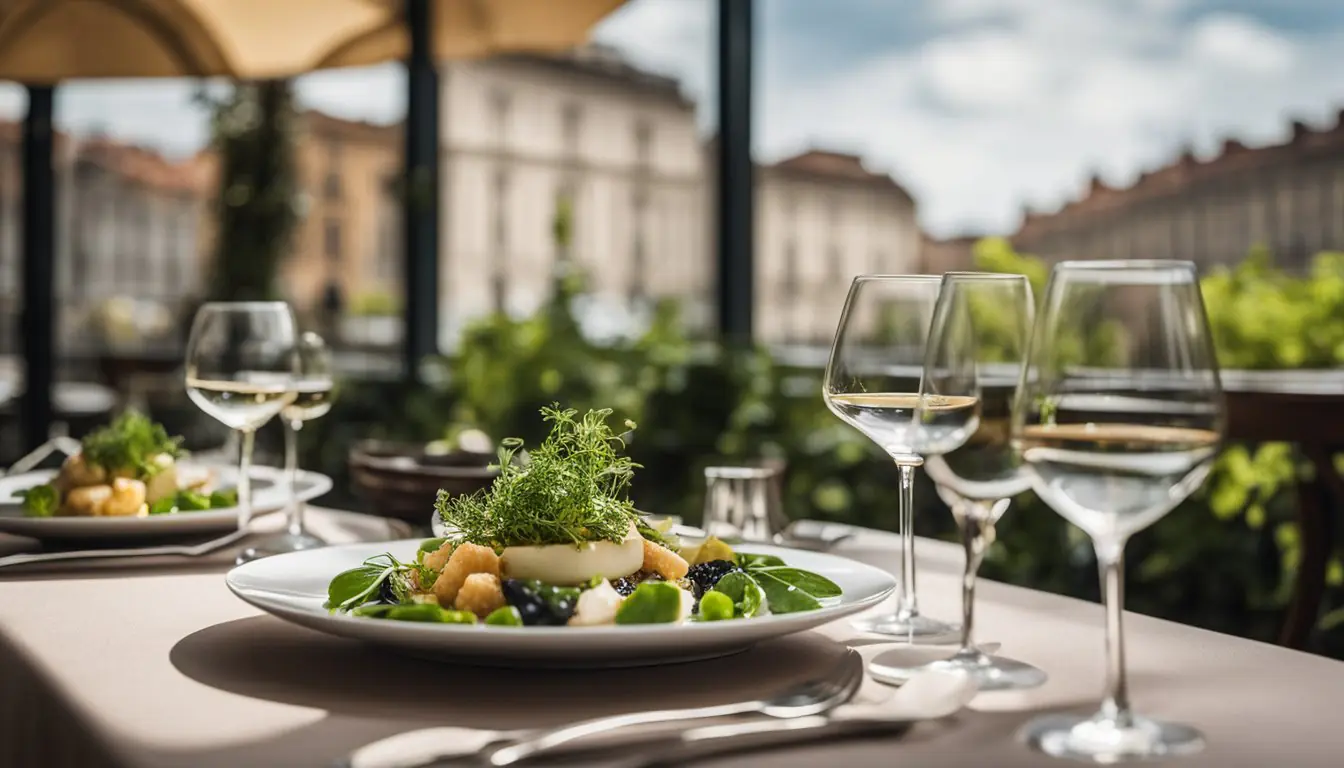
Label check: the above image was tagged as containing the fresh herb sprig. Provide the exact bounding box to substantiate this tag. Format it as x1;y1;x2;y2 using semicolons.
80;410;184;478
435;406;641;548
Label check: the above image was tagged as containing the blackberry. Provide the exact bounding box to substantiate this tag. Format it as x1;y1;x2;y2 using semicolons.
686;560;740;597
501;579;579;626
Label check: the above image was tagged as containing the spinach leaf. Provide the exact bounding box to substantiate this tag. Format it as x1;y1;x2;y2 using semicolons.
176;490;212;511
326;563;395;610
148;497;177;515
754;572;823;614
735;552;785;569
750;567;842;598
209;489;239;508
709;571;765;618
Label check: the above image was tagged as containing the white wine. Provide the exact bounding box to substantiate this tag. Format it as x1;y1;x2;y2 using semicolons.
282;379;334;423
826;392;979;457
1018;423;1220;542
186;377;296;431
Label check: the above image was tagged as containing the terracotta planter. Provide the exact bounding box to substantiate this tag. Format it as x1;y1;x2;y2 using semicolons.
349;440;498;528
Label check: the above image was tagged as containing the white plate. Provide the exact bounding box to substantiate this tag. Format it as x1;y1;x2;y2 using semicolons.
226;540;897;667
0;463;334;539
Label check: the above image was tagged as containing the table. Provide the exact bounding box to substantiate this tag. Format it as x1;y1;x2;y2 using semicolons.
2;519;1343;768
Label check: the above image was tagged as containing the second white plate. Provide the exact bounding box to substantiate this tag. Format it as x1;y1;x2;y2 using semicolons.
0;463;334;540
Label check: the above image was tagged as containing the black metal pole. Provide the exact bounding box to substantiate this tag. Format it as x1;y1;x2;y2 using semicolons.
21;86;55;451
716;0;755;343
403;0;440;382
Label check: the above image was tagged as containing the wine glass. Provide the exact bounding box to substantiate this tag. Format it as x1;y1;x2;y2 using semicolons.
239;331;335;560
1012;260;1224;761
868;272;1047;690
184;302;298;564
823;274;958;641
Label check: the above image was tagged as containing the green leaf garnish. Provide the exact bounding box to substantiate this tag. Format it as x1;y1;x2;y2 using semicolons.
753;572;823;614
485;606;524;626
735;553;785;569
79;410;183;478
147;489;237;515
435;406;641;548
749;567;842;598
18;484;58;518
709;572;765;618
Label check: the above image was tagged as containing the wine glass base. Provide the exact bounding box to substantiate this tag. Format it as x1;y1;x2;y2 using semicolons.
870;651;1047;692
1021;713;1205;763
236;532;327;564
852;612;960;644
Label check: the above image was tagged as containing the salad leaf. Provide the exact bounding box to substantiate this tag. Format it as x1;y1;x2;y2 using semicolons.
615;581;684;624
209;489;238;508
353;603;476;623
80;410;183;477
735;552;785;569
749;567;842;599
418;537;449;554
18;484;58;518
709;572;766;618
326;560;397;610
753;572;822;614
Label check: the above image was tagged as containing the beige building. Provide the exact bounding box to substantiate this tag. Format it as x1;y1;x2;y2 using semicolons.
1012;112;1344;270
756;150;921;344
293;46;921;346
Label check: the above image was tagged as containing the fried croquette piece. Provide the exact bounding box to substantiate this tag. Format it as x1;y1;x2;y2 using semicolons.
432;542;501;607
455;573;507;618
641;538;689;580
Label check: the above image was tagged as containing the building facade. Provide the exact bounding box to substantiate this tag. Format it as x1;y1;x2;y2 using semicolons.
1013;113;1344;271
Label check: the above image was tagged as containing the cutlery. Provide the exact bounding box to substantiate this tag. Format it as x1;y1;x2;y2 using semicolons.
0;528;250;571
5;436;81;476
344;648;865;768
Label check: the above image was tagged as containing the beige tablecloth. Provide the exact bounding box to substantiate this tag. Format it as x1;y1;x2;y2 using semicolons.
1;518;1343;768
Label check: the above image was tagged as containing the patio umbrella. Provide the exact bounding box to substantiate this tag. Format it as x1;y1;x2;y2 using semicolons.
0;0;626;448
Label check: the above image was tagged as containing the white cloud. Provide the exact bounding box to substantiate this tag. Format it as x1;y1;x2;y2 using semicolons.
1188;13;1296;74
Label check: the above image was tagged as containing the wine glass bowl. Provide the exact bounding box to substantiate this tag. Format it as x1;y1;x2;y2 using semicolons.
823;274;958;641
1013;260;1224;761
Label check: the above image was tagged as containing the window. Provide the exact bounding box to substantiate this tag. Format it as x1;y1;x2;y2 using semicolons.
634;120;653;166
491;89;511;147
323;218;342;263
324;141;343;201
562;102;583;156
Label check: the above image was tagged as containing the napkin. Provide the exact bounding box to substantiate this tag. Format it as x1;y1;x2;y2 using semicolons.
349;642;977;768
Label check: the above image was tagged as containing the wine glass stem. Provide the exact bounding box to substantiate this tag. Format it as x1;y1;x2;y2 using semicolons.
957;502;990;656
238;428;255;531
284;419;304;537
1097;544;1133;726
896;461;919;616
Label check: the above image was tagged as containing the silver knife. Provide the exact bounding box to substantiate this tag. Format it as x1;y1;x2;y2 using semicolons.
0;527;249;570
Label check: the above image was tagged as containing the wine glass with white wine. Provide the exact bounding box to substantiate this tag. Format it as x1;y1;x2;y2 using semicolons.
1012;260;1224;762
868;272;1047;691
184;302;298;564
240;331;336;560
823;274;959;641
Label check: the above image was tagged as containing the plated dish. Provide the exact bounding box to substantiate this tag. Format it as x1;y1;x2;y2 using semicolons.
327;406;842;627
226;406;895;665
0;411;334;539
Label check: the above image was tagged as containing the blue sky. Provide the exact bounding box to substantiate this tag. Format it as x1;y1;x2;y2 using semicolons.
2;0;1343;237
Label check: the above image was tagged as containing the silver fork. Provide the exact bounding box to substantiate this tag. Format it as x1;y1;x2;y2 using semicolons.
0;528;249;571
344;649;865;768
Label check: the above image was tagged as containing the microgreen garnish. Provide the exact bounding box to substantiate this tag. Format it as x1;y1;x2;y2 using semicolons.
435;405;641;548
80;410;184;477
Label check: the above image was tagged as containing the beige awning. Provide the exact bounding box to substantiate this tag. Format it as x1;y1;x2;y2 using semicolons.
0;0;627;82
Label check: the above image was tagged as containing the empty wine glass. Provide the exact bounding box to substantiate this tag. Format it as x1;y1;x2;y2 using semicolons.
184;302;298;564
239;331;335;560
1012;261;1224;761
868;272;1047;691
823;275;958;641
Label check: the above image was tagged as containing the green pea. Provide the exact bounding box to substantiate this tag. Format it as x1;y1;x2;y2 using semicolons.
698;590;735;621
485;606;524;626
